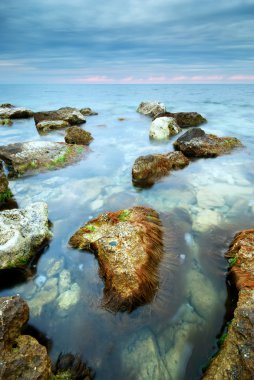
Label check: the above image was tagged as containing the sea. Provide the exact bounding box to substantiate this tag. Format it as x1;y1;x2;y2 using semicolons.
0;84;254;379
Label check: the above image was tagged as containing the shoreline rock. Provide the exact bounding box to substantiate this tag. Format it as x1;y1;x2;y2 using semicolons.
0;104;33;119
36;120;70;133
34;107;86;126
69;206;164;312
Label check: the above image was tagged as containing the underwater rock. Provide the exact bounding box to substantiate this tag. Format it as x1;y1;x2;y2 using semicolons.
137;101;166;118
132;151;189;187
0;295;51;379
0;161;12;203
59;269;71;293
53;352;94;379
29;277;58;317
0;141;87;177
0;202;52;270
173;128;243;158
154;112;207;128
65;126;94;145
34;107;86;125
0;118;13;126
192;209;221;232
0;104;33;119
47;258;64;277
56;283;81;315
149;117;181;140
79;107;98;116
196;189;225;209
36;120;70;133
69;206;164;312
203;229;254;379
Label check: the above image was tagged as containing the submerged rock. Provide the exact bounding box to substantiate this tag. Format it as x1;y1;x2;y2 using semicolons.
0;161;12;203
149;117;181;140
0;295;51;379
203;229;254;379
79;107;98;116
132;151;189;187
154;112;206;128
0;104;33;119
137;101;166;118
0;202;52;270
34;107;86;126
0;141;87;177
174;128;242;157
65;126;94;145
69;207;164;312
36;120;70;133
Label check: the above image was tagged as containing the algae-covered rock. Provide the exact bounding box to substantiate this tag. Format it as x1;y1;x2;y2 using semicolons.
0;104;33;119
155;112;207;128
137;101;166;118
149;117;181;140
203;229;254;379
0;141;87;177
0;295;51;379
65;126;94;145
79;107;98;116
69;206;164;311
0;118;13;126
34;107;85;125
0;161;12;203
0;202;52;270
174;128;242;157
36;120;70;133
132;151;189;187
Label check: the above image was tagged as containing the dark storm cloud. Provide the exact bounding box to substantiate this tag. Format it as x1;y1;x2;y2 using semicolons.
0;0;253;82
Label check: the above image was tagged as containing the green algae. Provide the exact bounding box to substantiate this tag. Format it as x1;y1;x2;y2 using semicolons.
0;188;13;203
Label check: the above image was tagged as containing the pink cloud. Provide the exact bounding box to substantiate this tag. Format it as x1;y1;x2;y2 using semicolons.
228;75;254;81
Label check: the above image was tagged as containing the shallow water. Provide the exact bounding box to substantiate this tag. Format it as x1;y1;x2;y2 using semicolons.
0;84;254;379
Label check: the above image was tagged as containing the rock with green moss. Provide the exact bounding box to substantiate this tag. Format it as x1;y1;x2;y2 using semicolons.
149;117;181;140
174;128;243;158
0;104;33;119
0;141;87;177
0;118;13;126
154;112;207;127
65;126;94;145
0;161;12;203
69;206;164;312
0;202;52;270
132;151;189;187
34;107;85;125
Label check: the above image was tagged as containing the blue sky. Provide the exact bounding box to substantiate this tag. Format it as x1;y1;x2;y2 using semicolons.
0;0;254;83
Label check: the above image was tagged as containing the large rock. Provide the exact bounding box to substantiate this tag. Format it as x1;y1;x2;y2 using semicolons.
34;107;86;125
65;126;94;145
203;229;254;379
0;104;33;119
154;112;206;127
0;202;52;270
69;207;164;311
137;101;166;118
174;128;242;157
36;120;70;133
132;151;189;187
0;295;51;379
149;117;181;140
0;161;12;203
0;141;87;177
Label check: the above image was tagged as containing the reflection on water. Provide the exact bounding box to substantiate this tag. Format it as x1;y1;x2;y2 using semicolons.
0;84;254;379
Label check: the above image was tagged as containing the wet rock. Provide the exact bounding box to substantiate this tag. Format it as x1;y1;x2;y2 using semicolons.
47;258;64;277
34;107;85;125
0;202;52;270
174;128;243;158
137;101;166;118
28;277;58;317
69;206;164;312
53;352;94;379
0;161;12;203
0;104;33;119
56;283;81;315
132;151;189;187
203;229;254;379
79;107;98;116
59;269;71;293
0;295;51;379
0;118;13;126
36;120;70;133
0;141;87;177
149;117;181;140
65;126;94;145
192;209;221;232
155;112;207;128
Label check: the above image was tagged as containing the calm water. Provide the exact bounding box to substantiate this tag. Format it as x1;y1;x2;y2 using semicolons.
0;84;254;379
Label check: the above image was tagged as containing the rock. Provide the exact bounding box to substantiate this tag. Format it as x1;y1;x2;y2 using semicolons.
0;161;12;203
28;277;58;317
56;283;81;315
36;120;70;133
46;258;64;277
203;229;254;379
149;117;181;140
154;112;207;128
174;128;243;158
0;104;33;119
69;206;164;312
0;202;52;270
34;107;86;125
0;141;87;177
79;107;98;116
192;209;221;232
53;353;94;379
132;151;189;187
0;118;13;126
59;269;71;293
0;295;51;379
196;189;225;209
65;126;94;145
137;101;166;118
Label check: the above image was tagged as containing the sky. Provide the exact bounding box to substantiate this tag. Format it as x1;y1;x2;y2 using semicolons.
0;0;254;84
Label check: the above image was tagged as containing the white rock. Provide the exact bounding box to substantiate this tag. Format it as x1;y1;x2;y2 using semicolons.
137;101;166;118
59;269;71;293
56;283;81;313
149;117;181;140
192;209;221;232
